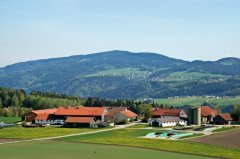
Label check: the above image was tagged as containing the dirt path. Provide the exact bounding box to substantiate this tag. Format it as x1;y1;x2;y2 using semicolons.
189;128;240;149
0;123;137;145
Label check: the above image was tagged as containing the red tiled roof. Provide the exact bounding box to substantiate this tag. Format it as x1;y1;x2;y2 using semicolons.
120;110;138;118
219;113;233;121
65;117;95;123
55;106;106;116
201;106;218;116
105;107;128;113
35;114;53;120
32;109;57;115
153;108;181;116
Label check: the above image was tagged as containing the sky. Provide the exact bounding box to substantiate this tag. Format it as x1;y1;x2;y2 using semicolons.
0;0;240;67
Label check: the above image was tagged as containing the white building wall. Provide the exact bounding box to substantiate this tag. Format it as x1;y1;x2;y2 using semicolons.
35;119;64;125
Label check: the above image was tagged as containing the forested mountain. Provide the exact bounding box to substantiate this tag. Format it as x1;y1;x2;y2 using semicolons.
0;50;240;99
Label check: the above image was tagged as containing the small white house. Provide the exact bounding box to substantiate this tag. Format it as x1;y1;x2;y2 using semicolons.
34;114;64;125
149;117;187;127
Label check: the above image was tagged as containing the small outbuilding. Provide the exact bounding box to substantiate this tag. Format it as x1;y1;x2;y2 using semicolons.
149;117;187;127
65;117;96;128
213;113;233;125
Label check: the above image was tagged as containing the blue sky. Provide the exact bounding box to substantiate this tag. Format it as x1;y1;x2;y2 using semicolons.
0;0;240;67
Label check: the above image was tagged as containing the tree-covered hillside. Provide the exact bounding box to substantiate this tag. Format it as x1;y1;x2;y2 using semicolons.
0;50;240;99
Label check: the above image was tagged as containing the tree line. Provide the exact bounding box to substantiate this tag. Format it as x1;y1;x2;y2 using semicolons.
0;87;85;117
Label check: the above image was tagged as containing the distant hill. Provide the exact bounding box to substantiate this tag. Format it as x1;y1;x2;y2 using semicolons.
0;50;240;99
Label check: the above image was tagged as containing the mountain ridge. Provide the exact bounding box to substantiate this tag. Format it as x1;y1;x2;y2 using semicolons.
0;50;240;99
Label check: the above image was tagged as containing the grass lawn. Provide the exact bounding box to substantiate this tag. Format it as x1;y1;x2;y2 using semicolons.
213;126;237;133
58;129;240;159
0;126;101;139
127;123;150;128
0;141;213;159
0;117;21;124
179;133;204;139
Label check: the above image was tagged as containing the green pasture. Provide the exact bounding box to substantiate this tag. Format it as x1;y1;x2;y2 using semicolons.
0;126;98;139
154;97;240;107
58;129;240;159
0;141;212;159
0;117;21;124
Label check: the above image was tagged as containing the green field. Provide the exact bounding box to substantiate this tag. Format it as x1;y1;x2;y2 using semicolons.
84;67;150;78
0;141;212;159
155;97;240;107
58;129;240;159
168;71;227;81
0;117;21;124
0;126;99;139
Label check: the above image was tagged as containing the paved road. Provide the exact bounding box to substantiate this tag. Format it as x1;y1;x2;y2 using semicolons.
0;122;137;145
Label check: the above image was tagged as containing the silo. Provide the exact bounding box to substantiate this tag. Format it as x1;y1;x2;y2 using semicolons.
187;108;193;124
193;107;201;125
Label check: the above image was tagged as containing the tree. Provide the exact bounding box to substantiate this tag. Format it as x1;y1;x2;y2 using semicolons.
11;94;20;107
0;98;3;108
231;105;240;121
138;104;153;119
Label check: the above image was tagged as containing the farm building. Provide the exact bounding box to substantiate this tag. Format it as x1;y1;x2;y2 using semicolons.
22;109;57;123
54;106;107;122
152;108;187;119
149;117;187;127
35;114;64;125
188;106;219;125
105;107;138;124
213;113;233;125
201;106;218;124
65;117;96;128
22;106;138;127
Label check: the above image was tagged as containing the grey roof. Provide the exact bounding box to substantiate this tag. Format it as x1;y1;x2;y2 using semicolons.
151;117;182;123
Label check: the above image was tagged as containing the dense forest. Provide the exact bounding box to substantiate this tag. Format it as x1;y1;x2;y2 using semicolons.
0;87;170;117
0;87;85;117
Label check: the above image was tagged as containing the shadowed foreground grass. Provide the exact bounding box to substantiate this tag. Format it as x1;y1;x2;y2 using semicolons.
58;129;240;159
0;141;212;159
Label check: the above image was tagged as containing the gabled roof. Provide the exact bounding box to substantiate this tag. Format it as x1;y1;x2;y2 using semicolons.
104;107;128;116
120;110;138;118
55;106;106;116
35;114;53;120
65;117;95;123
32;109;57;115
201;106;218;116
219;113;233;121
105;107;128;113
153;108;182;116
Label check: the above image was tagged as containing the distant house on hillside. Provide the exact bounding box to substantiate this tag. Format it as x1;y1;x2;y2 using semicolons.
213;113;233;125
152;108;187;119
